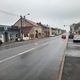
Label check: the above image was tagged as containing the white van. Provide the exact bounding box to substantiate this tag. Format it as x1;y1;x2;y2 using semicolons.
73;35;80;42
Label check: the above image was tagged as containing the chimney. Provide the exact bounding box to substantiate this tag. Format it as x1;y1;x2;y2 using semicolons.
24;16;26;19
20;15;22;19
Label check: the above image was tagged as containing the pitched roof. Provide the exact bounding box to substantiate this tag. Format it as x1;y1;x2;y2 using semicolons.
24;18;38;27
0;25;11;31
0;25;20;32
22;26;33;34
37;23;49;29
0;25;11;28
14;17;39;27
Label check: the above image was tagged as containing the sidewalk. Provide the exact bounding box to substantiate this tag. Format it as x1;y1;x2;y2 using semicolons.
0;36;55;51
0;33;62;48
61;56;80;80
60;39;80;80
0;38;41;51
0;37;50;46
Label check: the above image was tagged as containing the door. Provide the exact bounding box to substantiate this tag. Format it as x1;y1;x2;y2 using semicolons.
4;32;8;42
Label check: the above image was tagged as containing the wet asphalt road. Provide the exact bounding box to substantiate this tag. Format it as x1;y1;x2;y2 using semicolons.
0;38;51;51
0;35;67;80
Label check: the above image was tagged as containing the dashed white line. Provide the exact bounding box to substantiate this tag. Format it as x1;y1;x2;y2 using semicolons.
0;42;49;64
34;43;38;45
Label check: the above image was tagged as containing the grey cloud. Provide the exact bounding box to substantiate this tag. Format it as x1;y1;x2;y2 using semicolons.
0;0;80;30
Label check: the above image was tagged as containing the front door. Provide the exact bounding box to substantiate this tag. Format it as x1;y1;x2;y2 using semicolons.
4;32;8;42
35;30;38;38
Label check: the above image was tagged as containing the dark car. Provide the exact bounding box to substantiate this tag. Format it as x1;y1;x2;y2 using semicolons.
69;34;74;39
61;35;66;39
0;40;2;46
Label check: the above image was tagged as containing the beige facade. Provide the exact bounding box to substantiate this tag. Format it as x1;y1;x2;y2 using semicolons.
14;17;32;28
13;17;43;40
37;23;50;37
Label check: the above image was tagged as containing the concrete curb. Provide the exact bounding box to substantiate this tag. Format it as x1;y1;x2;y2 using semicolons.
57;54;65;80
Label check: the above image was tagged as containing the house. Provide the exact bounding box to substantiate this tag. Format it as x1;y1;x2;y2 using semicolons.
13;16;43;40
70;22;80;35
49;27;63;36
37;23;50;37
49;27;57;36
42;25;50;37
53;28;60;35
0;25;20;42
70;24;75;34
57;29;63;35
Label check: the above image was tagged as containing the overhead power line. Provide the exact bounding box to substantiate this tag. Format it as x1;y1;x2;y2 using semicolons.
0;9;19;17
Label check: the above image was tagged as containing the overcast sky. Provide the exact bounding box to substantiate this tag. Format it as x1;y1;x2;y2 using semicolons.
0;0;80;30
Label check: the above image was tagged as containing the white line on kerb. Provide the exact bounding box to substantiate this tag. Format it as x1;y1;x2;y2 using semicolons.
0;42;48;64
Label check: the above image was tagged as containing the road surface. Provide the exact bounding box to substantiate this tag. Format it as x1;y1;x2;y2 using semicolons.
0;35;67;80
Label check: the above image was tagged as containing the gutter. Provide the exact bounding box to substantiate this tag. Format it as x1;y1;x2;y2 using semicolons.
57;34;68;80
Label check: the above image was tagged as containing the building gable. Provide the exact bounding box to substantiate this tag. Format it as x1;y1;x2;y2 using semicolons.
14;18;32;28
14;17;38;28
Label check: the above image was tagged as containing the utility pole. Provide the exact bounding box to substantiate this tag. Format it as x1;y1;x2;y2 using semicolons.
20;15;23;40
20;14;30;40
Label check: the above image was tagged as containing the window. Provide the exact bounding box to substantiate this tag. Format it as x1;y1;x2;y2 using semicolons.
10;34;14;40
24;33;28;37
0;35;2;38
10;34;13;38
16;34;18;37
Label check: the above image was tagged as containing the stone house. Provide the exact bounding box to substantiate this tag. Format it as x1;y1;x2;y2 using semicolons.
13;16;42;40
37;23;50;37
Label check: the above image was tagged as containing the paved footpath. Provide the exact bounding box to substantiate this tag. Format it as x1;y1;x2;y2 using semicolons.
0;37;50;51
61;39;80;80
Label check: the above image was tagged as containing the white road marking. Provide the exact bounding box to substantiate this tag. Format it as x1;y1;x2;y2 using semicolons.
34;43;38;45
0;42;49;64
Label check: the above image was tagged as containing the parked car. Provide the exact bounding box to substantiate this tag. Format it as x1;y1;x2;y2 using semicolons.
61;34;66;39
50;34;55;37
17;38;24;42
73;35;80;42
15;38;18;42
0;40;2;45
69;34;74;39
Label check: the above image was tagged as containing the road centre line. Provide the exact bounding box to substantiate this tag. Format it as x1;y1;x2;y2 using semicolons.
0;36;60;64
0;42;49;64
